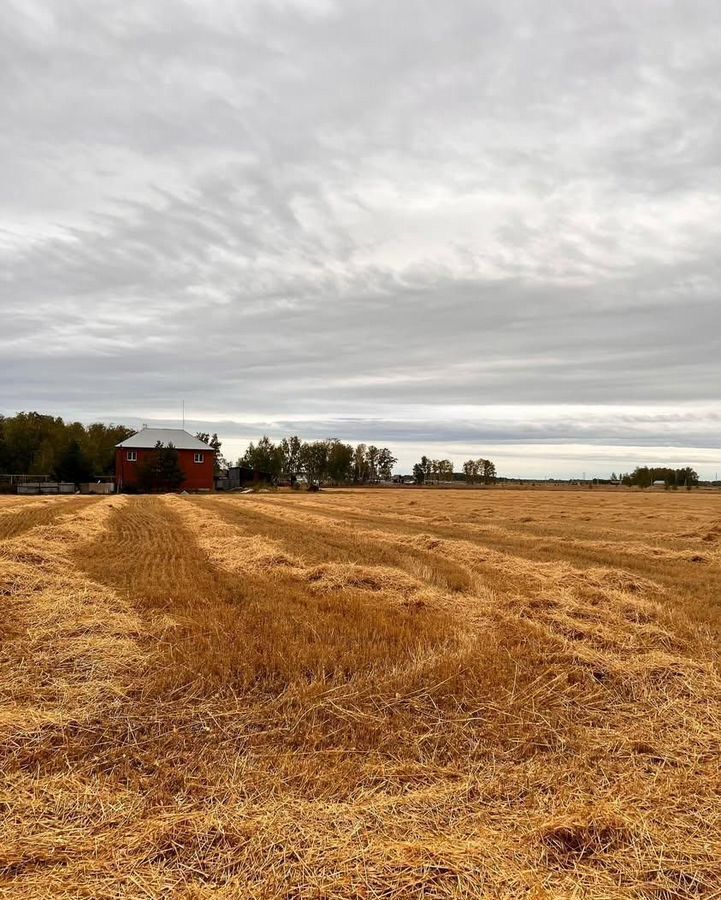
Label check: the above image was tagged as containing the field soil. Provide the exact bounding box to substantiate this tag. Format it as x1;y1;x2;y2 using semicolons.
1;489;720;898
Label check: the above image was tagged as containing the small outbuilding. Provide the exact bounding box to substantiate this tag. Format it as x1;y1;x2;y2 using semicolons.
115;427;215;492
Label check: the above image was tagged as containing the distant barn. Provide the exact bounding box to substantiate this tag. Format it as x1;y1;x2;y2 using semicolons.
115;427;215;492
214;466;273;491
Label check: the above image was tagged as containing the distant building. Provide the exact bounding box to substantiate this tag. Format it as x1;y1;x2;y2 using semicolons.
115;428;215;492
224;465;273;489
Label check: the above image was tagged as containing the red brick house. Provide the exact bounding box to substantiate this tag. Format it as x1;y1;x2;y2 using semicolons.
115;428;215;492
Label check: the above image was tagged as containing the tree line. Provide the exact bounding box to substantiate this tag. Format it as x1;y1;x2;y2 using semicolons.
412;456;497;484
0;412;133;481
1;411;502;489
617;466;699;488
238;437;500;486
239;436;398;485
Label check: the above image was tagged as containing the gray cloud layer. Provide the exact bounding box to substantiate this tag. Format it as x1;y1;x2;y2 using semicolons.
1;0;719;474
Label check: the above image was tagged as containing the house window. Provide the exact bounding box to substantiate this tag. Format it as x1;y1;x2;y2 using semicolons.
126;451;137;462
194;452;205;463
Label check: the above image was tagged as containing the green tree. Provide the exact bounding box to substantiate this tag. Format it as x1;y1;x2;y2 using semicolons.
436;459;454;481
240;436;284;480
353;444;369;483
1;412;62;474
366;446;380;482
0;412;133;476
53;439;92;483
279;436;302;481
631;467;653;488
463;460;479;484
412;455;432;484
326;440;354;483
196;432;226;473
0;417;8;473
84;422;134;474
136;442;186;493
677;466;699;488
377;447;397;480
300;440;329;486
482;459;496;484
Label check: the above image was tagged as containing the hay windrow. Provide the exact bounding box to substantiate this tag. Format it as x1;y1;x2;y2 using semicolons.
0;496;146;729
0;496;97;541
206;495;672;597
165;494;456;610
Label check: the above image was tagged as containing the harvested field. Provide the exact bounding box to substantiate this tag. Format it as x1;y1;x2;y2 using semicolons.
1;489;720;898
0;496;96;541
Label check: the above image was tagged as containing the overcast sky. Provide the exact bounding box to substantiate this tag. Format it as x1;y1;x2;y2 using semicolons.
1;0;719;476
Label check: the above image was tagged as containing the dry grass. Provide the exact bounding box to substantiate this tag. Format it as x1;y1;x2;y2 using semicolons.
1;488;720;898
0;496;95;541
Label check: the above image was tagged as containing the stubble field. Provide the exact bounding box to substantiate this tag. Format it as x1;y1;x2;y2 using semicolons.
1;488;720;898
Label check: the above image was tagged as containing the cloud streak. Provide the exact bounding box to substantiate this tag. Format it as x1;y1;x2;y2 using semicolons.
1;0;719;475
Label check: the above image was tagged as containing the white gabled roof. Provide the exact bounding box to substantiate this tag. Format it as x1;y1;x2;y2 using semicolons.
116;428;213;451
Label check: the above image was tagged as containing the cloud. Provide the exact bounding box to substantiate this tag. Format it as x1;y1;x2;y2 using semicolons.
1;0;719;476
